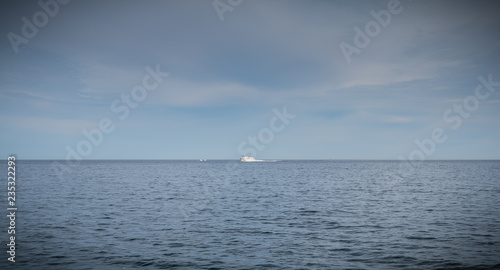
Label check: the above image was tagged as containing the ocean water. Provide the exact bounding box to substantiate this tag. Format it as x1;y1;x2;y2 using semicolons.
1;160;499;269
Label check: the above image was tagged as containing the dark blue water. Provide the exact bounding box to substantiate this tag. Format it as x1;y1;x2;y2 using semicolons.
1;160;499;269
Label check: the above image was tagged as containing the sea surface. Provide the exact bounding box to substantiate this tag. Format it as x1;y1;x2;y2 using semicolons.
1;160;499;269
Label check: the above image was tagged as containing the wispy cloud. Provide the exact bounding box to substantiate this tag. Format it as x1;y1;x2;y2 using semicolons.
8;89;57;101
0;115;96;135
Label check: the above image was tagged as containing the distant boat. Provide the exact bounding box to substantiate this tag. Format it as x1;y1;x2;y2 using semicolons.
199;159;207;162
240;155;263;162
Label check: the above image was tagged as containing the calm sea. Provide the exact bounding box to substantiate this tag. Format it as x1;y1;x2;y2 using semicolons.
1;160;499;269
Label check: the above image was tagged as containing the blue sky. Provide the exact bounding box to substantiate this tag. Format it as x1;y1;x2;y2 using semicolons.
1;0;499;160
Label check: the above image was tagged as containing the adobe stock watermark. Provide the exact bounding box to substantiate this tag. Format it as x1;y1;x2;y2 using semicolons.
213;0;243;22
397;73;499;174
7;0;70;54
238;106;296;157
339;0;410;64
51;65;168;179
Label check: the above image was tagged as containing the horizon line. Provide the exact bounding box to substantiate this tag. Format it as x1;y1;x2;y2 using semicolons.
8;158;500;161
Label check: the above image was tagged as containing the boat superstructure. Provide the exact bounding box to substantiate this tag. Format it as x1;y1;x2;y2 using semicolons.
240;155;256;162
240;155;264;162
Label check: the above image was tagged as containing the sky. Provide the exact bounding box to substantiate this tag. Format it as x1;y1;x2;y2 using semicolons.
0;0;499;160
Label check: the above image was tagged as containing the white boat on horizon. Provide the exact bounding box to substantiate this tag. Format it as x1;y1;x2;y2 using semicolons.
240;155;263;162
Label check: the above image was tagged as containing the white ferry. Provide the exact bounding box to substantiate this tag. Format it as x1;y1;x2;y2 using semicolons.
240;155;263;162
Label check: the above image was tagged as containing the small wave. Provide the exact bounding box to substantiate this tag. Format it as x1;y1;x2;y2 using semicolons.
406;236;437;240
